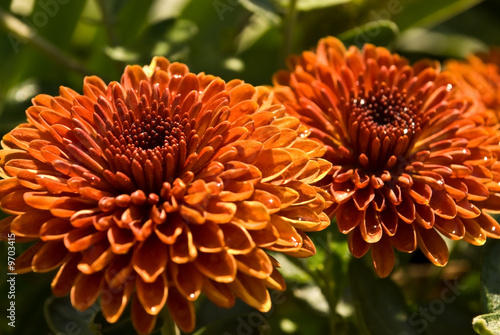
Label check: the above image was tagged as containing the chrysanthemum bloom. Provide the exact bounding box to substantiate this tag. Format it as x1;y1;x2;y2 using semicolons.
0;57;332;333
272;37;500;277
446;48;500;122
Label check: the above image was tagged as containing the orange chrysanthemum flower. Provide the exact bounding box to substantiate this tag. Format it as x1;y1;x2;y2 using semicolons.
272;37;500;277
446;48;500;121
0;57;332;333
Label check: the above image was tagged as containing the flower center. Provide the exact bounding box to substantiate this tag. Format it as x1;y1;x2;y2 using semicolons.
120;112;189;152
348;83;421;171
352;86;417;134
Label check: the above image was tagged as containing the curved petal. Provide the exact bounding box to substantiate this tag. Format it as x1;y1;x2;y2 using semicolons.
71;271;104;311
194;250;236;283
415;226;449;266
229;273;271;313
371;237;395;278
136;272;168;315
132;235;167;283
166;287;195;333
131;294;158;335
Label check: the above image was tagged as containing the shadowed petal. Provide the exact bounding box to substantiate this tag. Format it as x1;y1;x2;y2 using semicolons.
132;235;167;283
166;287;195;333
416;226;449;266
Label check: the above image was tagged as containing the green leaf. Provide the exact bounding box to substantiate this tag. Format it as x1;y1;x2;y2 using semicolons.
337;20;399;48
473;313;500;335
349;258;420;335
237;0;280;25
480;239;500;313
235;13;272;54
44;296;97;335
295;0;350;11
394;0;484;32
396;28;487;58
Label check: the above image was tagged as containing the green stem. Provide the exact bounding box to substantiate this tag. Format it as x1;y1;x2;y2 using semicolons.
96;0;119;46
0;8;90;75
161;309;180;335
282;0;298;64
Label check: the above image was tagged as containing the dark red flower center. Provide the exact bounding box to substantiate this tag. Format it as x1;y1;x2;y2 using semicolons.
352;86;418;136
347;83;422;171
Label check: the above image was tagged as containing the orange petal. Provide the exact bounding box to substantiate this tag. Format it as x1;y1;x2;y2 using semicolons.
190;222;225;253
396;194;416;223
456;199;481;219
270;214;302;248
336;200;363;234
379;205;398;236
415;226;449;266
169;226;197;263
1;190;32;214
203;278;236;309
461;217;487;245
414;203;435;229
248;222;279;247
434;216;465;240
78;241;114;274
14;241;44;273
353;187;375;211
71;271;104;311
429;189;457;219
235;248;273;279
371;237;395;278
220;223;255;254
136;272;167;315
108;224;136;254
131;294;158;335
170;262;203;301
265;267;286;291
10;210;53;237
463;178;489;201
348;227;370;258
233;201;270;230
390;222;416;253
331;181;355;204
283;231;316;257
104;254;134;289
194;250;236;283
256;183;300;208
360;206;383;243
133;235;167;283
408;180;432;205
477;212;500;238
254;148;293;182
64;226;106;252
205;201;237;223
166;287;195;333
40;217;73;241
101;280;134;323
51;253;81;296
32;240;68;272
229;273;271;312
155;214;183;244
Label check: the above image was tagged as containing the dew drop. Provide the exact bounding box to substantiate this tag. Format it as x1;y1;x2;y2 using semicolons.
446;84;453;92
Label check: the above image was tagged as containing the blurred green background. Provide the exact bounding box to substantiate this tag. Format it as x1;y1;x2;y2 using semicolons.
1;0;500;334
